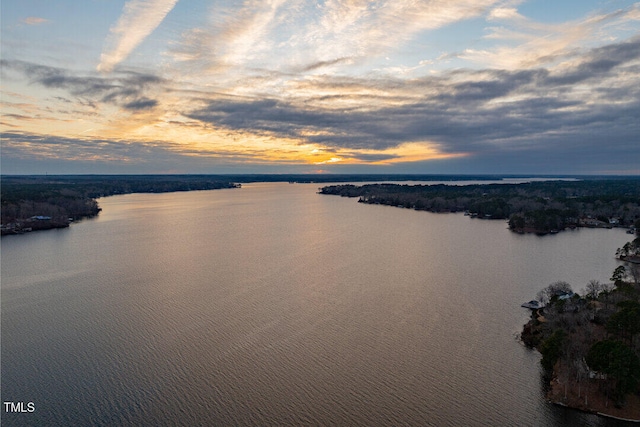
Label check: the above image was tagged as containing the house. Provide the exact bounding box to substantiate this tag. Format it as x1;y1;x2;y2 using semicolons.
521;300;540;309
557;291;575;301
580;218;608;228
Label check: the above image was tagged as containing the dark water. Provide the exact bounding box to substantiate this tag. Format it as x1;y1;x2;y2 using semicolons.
1;182;633;426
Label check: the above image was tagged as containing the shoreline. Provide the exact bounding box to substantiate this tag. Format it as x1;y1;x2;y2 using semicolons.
1;217;74;236
550;401;640;423
510;223;631;236
522;313;640;422
1;177;241;236
547;365;640;422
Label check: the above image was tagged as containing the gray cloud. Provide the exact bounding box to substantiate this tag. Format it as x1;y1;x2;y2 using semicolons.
0;131;300;174
185;37;640;171
1;59;163;108
299;57;355;72
123;97;158;110
545;37;640;86
1;131;144;162
3;35;639;175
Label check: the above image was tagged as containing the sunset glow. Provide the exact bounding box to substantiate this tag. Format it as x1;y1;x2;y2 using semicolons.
2;0;639;174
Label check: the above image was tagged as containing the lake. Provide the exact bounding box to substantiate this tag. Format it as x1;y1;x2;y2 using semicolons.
1;182;633;426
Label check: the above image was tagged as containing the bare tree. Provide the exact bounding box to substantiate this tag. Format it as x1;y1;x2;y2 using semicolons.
585;280;603;299
537;281;573;306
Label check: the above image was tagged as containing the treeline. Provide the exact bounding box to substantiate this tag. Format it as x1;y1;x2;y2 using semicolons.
226;173;504;183
522;252;640;410
1;175;239;234
319;179;640;234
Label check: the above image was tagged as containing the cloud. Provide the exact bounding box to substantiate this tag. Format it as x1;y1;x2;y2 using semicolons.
98;0;180;73
184;36;640;169
487;7;523;22
1;59;164;109
1;131;142;162
2;113;34;121
123;97;158;111
4;6;639;175
171;0;500;78
22;17;49;25
304;0;498;63
544;36;640;85
471;4;640;69
170;0;290;73
300;57;354;72
0;130;318;174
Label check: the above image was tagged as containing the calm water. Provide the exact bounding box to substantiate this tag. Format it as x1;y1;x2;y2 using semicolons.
1;182;633;426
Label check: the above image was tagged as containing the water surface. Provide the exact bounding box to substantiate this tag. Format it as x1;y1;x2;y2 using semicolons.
2;182;632;426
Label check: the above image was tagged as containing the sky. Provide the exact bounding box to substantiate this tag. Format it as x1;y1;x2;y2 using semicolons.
1;0;639;175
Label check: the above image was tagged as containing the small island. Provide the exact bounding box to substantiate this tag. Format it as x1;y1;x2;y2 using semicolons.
319;179;640;235
521;236;640;420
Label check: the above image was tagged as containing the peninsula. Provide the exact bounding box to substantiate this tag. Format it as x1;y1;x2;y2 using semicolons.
521;237;640;420
319;178;640;234
320;177;640;417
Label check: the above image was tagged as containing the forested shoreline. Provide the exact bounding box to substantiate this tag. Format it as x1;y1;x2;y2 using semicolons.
319;179;640;234
321;176;640;417
521;235;640;419
1;175;239;235
3;175;639;236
